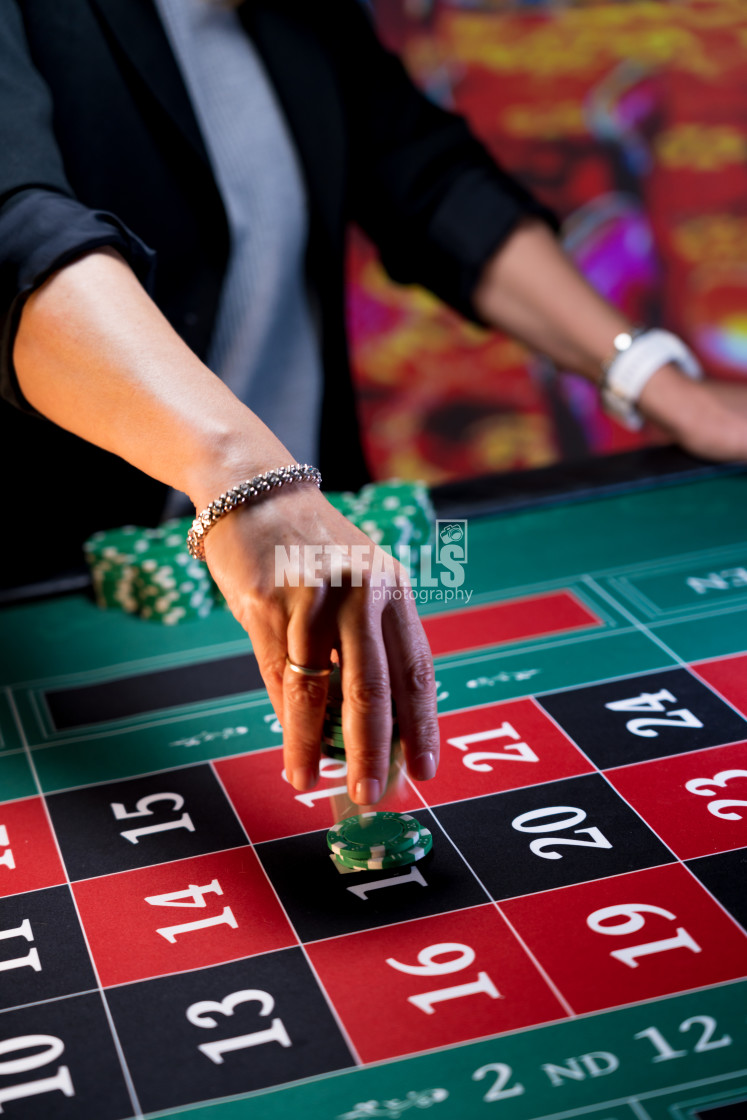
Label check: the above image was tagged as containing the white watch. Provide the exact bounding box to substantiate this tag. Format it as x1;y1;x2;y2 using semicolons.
601;328;703;430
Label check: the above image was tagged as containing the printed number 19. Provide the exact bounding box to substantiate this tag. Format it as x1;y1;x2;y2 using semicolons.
587;903;701;968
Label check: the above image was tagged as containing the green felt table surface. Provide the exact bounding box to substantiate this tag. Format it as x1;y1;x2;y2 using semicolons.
1;458;746;1120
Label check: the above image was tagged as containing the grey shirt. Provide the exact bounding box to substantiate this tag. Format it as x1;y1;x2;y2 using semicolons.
155;0;324;514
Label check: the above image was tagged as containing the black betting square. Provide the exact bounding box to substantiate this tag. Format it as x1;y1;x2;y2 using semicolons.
106;949;354;1112
695;1104;747;1120
686;847;747;933
45;764;248;879
0;886;96;1009
538;668;747;769
256;810;486;942
44;653;264;730
0;993;133;1119
433;773;675;901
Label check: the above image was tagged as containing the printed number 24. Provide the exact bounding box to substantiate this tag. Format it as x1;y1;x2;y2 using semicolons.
605;689;703;738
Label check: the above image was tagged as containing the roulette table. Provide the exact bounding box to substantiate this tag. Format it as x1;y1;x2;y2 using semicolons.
0;448;745;1120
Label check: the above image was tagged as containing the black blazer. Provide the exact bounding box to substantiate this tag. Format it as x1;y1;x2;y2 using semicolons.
0;0;552;585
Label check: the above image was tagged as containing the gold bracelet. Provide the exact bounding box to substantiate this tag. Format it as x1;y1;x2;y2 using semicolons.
186;464;322;561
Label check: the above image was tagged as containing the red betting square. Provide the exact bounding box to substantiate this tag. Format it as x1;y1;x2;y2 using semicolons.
502;864;747;1015
74;846;296;986
607;741;747;860
422;590;602;658
420;698;593;807
215;749;419;843
692;654;747;718
307;904;567;1062
0;796;66;898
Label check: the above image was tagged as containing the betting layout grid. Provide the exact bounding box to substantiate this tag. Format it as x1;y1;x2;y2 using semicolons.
0;595;747;1117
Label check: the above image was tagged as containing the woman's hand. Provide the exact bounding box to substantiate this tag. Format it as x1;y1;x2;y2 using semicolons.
13;249;440;804
638;364;747;462
200;482;440;803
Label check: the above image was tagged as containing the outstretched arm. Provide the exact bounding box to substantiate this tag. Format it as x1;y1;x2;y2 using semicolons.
15;247;440;804
472;219;747;462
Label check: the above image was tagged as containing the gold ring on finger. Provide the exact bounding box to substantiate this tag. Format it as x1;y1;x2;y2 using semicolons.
285;656;333;678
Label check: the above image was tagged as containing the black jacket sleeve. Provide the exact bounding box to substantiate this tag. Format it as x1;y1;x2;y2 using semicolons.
0;2;155;410
331;1;558;321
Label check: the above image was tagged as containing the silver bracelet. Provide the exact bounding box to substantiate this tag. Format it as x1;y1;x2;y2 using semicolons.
186;464;322;561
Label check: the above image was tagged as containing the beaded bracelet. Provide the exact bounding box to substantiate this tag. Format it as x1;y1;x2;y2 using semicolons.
186;464;322;561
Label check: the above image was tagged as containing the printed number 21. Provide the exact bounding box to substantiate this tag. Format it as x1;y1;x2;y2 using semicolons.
605;689;703;738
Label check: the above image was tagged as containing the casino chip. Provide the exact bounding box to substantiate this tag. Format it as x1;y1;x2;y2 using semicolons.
84;518;214;625
321;664;345;760
327;812;433;871
324;479;434;569
320;664;400;762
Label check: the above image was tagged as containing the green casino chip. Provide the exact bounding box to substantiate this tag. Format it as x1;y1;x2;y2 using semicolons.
327;811;426;859
321;735;346;751
321;742;347;761
331;827;433;871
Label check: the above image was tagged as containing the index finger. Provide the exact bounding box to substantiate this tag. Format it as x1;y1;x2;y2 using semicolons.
382;593;439;782
338;602;394;806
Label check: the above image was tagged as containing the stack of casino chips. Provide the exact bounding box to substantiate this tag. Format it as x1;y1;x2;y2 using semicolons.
321;664;400;763
327;811;433;871
84;517;217;625
321;664;347;761
325;479;434;566
133;546;215;625
83;479;435;625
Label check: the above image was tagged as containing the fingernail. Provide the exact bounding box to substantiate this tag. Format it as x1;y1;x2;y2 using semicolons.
414;750;437;781
354;778;381;805
292;766;317;792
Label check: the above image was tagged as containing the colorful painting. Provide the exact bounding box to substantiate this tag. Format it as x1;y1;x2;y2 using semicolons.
349;0;747;482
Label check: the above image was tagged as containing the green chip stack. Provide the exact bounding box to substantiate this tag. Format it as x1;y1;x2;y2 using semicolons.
84;517;216;625
133;545;214;625
85;524;162;615
320;664;400;763
321;664;346;761
327;811;433;871
325;479;434;569
84;479;435;624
